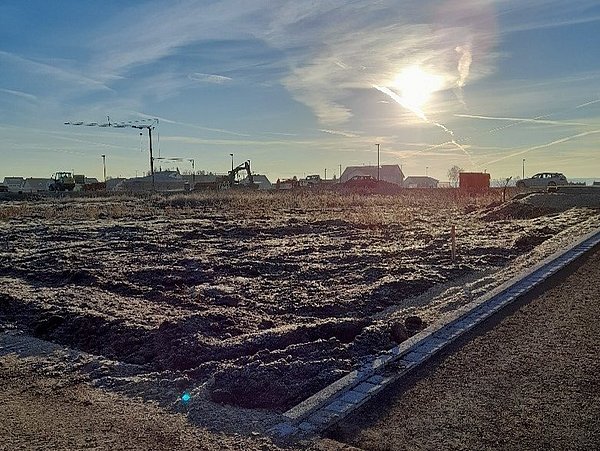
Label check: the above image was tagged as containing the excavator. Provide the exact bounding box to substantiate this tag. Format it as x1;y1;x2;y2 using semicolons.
228;160;255;188
193;160;257;191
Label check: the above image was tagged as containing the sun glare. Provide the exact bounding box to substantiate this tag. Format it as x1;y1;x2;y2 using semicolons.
392;65;444;115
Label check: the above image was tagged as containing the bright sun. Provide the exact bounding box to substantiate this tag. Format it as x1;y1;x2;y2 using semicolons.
392;65;444;115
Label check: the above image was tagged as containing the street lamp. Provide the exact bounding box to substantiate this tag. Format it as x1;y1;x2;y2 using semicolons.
230;153;234;173
375;143;380;181
522;159;525;179
426;166;429;177
189;159;195;185
101;154;106;182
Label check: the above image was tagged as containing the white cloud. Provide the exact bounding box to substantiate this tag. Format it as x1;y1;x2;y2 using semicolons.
319;129;360;138
188;73;233;84
0;88;37;102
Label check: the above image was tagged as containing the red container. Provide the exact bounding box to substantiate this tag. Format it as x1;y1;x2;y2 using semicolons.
459;172;490;192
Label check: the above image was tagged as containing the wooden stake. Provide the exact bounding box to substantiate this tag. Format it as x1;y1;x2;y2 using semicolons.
451;225;457;263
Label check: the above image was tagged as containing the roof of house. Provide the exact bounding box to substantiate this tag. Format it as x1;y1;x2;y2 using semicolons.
3;177;25;185
341;165;404;184
22;178;53;191
404;176;439;184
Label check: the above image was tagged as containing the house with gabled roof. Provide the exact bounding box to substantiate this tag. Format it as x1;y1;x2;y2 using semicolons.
2;177;25;192
340;165;404;185
23;178;53;192
403;176;439;188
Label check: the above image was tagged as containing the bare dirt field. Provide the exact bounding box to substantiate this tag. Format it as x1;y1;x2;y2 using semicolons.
1;189;599;445
329;247;600;451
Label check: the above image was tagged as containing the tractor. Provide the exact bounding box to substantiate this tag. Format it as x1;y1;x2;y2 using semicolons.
49;172;76;191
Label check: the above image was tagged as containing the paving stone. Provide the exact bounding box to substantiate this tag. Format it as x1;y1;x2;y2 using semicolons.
401;350;429;364
325;399;355;414
269;422;299;437
339;389;369;404
307;409;340;426
353;381;380;394
298;421;317;432
366;374;386;384
413;337;447;354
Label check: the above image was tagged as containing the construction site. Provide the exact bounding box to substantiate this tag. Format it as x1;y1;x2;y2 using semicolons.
1;182;600;449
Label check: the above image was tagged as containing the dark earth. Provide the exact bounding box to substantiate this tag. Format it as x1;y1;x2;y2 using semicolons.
1;190;597;412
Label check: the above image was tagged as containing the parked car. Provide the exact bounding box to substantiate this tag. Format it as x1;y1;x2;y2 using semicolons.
516;172;567;188
344;175;378;189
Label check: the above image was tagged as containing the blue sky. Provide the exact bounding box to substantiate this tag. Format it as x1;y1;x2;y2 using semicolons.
1;0;599;182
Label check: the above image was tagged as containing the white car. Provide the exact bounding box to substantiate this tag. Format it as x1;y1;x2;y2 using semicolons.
516;172;567;188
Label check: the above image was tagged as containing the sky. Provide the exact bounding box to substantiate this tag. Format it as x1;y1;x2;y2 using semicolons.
1;0;599;183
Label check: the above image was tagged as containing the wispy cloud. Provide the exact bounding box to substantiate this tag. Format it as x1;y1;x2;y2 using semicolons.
87;1;499;125
188;73;232;84
0;50;111;92
0;88;37;102
319;129;360;138
133;111;251;137
483;129;600;166
455;113;593;127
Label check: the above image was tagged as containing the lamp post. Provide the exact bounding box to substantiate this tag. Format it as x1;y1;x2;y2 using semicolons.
376;143;380;181
230;153;234;173
522;158;525;180
189;159;195;185
426;166;429;177
101;154;106;182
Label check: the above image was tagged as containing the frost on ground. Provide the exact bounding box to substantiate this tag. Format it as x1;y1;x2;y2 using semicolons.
0;190;598;433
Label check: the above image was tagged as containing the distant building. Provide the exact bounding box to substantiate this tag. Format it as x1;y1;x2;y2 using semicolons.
2;177;25;192
340;165;404;185
115;170;185;192
105;178;126;191
22;178;53;192
403;176;439;188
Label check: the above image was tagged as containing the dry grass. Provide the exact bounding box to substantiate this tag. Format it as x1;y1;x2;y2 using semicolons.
0;189;506;224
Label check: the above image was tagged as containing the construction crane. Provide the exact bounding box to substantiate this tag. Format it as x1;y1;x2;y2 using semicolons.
64;116;159;190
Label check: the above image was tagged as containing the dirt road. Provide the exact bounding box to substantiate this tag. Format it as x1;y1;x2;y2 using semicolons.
330;248;600;450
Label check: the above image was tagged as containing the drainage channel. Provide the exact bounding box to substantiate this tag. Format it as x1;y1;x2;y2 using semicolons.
270;228;600;438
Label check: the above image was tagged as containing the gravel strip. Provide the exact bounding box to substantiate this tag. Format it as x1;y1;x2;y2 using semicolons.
329;248;600;450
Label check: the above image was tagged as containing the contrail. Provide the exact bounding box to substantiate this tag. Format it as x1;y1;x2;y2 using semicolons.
459;97;600;135
455;114;592;127
575;98;600;109
374;84;476;167
483;129;600;166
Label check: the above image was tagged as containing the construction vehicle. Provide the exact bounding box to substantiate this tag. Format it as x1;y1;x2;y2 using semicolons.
49;172;76;191
192;160;257;191
228;160;256;188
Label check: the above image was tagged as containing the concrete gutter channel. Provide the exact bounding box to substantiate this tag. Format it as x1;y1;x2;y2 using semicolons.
270;227;600;439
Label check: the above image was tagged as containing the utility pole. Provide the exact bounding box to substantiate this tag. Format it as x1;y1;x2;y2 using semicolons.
426;166;429;177
189;159;195;185
339;164;342;181
101;154;106;182
324;168;327;180
522;158;525;179
376;143;380;181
